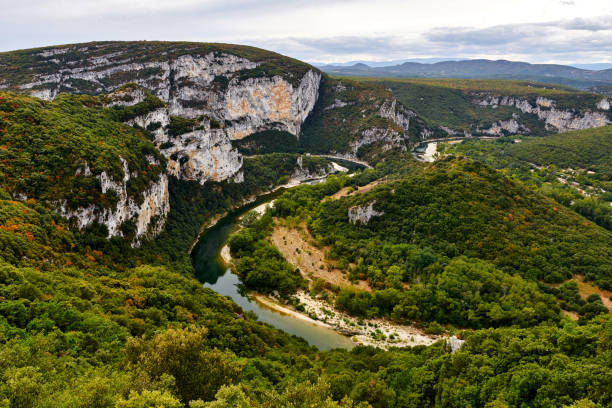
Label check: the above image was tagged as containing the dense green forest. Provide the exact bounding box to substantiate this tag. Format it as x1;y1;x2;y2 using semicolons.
0;92;165;213
0;53;611;407
232;156;611;330
438;127;612;231
222;154;612;406
2;180;611;407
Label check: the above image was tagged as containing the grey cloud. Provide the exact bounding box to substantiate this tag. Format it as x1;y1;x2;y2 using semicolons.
248;18;612;64
558;16;612;31
1;3;611;65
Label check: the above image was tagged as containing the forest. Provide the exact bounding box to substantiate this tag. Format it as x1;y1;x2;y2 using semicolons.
438;127;612;231
0;61;610;407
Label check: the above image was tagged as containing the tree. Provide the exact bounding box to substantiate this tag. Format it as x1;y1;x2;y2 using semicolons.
125;327;243;403
115;390;182;408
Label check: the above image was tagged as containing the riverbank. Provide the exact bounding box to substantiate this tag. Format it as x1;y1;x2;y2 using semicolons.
253;290;439;349
221;235;438;349
189;171;339;254
216;182;439;349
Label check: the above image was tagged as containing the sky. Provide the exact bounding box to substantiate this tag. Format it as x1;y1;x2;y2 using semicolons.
1;0;611;65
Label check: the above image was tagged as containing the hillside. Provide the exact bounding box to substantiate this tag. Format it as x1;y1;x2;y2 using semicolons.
0;41;324;186
0;91;169;245
2;42;610;168
439;126;612;231
302;157;612;286
0;41;611;407
320;59;612;90
348;77;611;136
0;41;314;93
247;155;609;297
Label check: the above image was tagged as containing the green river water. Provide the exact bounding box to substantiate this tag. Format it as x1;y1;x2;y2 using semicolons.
190;188;356;351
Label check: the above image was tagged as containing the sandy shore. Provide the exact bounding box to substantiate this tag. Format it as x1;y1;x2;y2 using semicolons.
218;248;437;349
219;244;233;266
257;290;440;349
293;290;438;349
252;294;331;329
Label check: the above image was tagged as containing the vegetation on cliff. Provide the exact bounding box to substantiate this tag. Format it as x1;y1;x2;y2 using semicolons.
0;92;165;213
0;43;611;407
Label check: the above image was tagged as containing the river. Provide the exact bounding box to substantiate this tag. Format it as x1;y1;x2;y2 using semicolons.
191;180;357;351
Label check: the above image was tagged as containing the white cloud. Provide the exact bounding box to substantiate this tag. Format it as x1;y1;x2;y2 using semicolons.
1;0;611;64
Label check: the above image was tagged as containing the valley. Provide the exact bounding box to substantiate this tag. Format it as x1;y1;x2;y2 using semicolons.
0;41;611;407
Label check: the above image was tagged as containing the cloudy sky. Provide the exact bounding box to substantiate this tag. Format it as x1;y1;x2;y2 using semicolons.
1;0;611;64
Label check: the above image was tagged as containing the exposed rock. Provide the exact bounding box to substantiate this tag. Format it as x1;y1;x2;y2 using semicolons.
378;99;416;131
351;128;406;155
439;126;472;138
290;155;344;182
348;201;384;225
128;107;170;142
223;69;321;139
420;128;434;140
163;127;243;183
16;50;321;184
333;82;347;92
55;158;169;246
474;94;610;133
447;335;465;353
105;86;148;107
324;98;351;110
478;117;529;136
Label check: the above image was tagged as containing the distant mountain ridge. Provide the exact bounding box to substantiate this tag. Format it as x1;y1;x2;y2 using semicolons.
320;59;612;91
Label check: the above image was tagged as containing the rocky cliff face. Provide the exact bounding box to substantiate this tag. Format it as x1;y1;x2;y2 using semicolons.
348;201;384;225
351;128;406;155
474;95;610;133
0;42;323;242
9;44;321;184
347;99;423;156
378;99;415;131
290;156;347;182
56;158;170;246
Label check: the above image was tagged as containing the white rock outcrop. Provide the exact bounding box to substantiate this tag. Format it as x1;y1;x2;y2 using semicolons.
378;99;416;131
351;128;406;155
348;201;384;225
478;116;530;136
56;158;169;246
447;335;465;353
324;98;351;111
474;94;610;133
18;50;322;184
290;155;345;183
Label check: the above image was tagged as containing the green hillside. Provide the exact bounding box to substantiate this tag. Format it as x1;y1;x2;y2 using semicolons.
505;126;612;179
345;77;608;133
439;126;612;230
0;41;316;90
248;156;612;329
1;181;611;407
0;91;165;215
0;42;611;407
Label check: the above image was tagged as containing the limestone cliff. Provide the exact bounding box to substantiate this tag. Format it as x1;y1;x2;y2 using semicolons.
378;99;415;131
348;201;384;225
474;95;610;133
56;158;170;246
3;42;322;184
290;155;347;183
351;128;406;155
